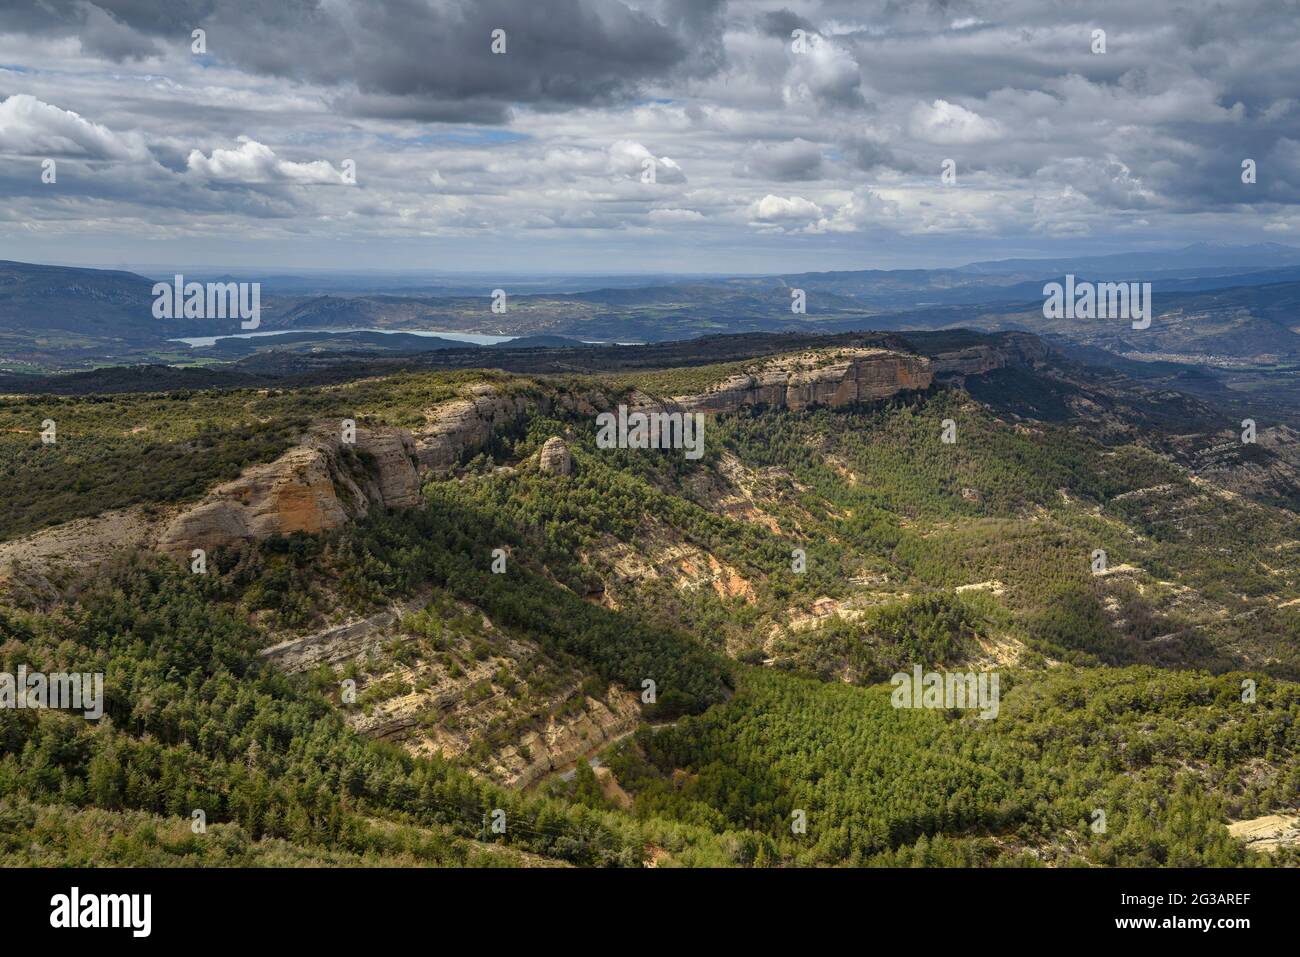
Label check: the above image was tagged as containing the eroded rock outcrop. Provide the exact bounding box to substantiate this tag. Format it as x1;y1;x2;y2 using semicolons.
929;332;1050;379
258;605;409;672
492;690;642;789
414;385;607;474
0;507;155;572
352;429;423;509
157;424;420;560
258;593;639;789
415;384;535;473
1187;424;1300;507
538;436;573;475
668;348;933;414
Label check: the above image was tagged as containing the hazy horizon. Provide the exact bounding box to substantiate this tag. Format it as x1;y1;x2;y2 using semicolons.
10;238;1300;283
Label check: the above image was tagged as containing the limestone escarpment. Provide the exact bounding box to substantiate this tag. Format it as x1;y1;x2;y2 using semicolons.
414;384;602;474
161;350;939;562
928;332;1050;379
0;387;602;576
415;384;535;473
157;350;932;562
668;348;933;414
1;340;1037;578
157;424;420;560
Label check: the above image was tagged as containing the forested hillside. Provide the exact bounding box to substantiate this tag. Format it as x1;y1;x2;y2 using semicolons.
2;332;1297;867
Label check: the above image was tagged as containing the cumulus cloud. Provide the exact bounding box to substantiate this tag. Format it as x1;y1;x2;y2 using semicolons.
185;137;352;185
783;33;863;108
909;99;1002;145
748;194;824;226
607;140;686;183
1036;156;1159;210
0;94;150;161
812;187;901;233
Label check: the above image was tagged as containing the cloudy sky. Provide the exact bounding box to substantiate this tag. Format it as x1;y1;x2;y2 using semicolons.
1;0;1298;274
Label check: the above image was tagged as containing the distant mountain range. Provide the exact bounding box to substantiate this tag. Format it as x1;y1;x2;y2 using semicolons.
3;243;1299;372
959;241;1300;275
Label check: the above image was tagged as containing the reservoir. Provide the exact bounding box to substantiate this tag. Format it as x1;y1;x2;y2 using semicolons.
171;328;517;347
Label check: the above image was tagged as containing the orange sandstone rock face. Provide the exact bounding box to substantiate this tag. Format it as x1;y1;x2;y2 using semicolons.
157;425;419;560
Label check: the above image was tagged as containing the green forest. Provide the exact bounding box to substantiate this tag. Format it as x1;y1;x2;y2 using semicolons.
2;350;1298;867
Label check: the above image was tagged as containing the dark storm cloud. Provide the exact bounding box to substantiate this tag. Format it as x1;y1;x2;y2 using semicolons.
0;0;208;49
843;134;912;175
334;92;513;126
737;138;825;180
76;3;164;60
759;9;816;39
1;0;720;121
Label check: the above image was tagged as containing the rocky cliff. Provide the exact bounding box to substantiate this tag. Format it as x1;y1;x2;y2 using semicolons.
414;384;604;473
668;348;933;414
157;424;420;560
415;384;535;473
0;387;593;573
2;341;1038;575
538;436;573;475
928;332;1050;379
